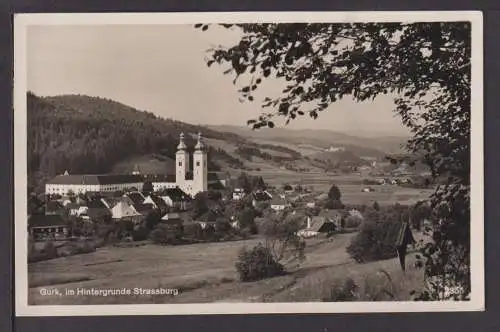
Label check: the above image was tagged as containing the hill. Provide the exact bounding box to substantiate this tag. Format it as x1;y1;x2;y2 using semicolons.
208;125;409;156
27;93;251;192
27;93;313;193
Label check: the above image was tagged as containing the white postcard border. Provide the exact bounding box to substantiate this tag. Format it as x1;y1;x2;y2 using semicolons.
13;11;484;316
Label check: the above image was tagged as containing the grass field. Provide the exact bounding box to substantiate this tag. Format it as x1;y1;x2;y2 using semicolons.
246;170;433;205
28;232;425;305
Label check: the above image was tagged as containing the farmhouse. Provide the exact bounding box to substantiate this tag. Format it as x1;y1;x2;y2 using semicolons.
319;210;343;231
28;214;68;240
252;190;272;207
297;216;337;238
110;201;142;223
270;196;291;211
157;187;192;211
143;194;168;211
232;188;246;201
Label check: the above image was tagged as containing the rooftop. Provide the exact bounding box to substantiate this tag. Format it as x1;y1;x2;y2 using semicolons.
29;214;66;228
47;174;144;185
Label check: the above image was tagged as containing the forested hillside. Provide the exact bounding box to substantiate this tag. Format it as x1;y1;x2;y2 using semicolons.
26;93;246;192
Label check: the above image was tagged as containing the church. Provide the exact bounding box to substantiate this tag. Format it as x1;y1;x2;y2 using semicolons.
146;132;208;196
45;132;210;197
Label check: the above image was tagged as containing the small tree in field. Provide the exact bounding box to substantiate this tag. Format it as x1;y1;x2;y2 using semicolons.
328;184;342;201
260;210;306;263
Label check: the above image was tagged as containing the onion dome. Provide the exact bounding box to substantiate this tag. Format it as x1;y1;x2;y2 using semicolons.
195;132;206;151
177;132;187;150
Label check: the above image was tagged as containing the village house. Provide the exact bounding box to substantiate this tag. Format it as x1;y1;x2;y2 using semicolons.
87;198;112;222
157;187;192;211
160;212;184;226
143;194;169;212
232;188;246;201
270;196;291;211
29;214;69;241
297;215;337;238
306;201;316;208
110;201;143;224
251;190;272;208
319;210;343;231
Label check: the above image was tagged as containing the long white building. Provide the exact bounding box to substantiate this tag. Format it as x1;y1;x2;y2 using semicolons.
45;132;209;197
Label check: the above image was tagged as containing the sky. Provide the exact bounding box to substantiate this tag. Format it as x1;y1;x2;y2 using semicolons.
27;24;410;137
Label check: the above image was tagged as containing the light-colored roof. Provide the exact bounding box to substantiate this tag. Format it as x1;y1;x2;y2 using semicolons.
111;201;141;219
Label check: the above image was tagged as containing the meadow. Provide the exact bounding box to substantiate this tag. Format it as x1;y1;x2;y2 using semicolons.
28;232;425;305
247;170;433;205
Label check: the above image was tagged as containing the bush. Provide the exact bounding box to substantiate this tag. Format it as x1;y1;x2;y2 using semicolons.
150;224;183;245
235;243;285;282
184;223;204;240
42;241;58;258
132;226;150;241
344;215;363;229
323;199;344;210
346;220;400;263
322;278;359;302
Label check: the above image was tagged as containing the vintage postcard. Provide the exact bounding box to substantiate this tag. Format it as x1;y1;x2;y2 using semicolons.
14;11;484;316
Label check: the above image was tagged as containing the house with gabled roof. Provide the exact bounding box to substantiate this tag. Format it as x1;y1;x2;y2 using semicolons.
270;196;291;211
157;187;191;211
297;215;337;238
252;190;272;208
29;214;68;241
110;201;143;223
143;194;168;211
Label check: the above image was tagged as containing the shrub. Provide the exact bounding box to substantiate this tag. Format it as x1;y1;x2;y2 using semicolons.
322;278;359;302
132;226;150;241
323;199;344;210
150;224;183;245
184;223;204;240
235;243;285;282
346;220;400;263
344;215;363;229
42;241;58;258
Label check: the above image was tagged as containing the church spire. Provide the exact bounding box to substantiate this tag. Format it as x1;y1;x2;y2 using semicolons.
177;132;187;151
195;132;206;151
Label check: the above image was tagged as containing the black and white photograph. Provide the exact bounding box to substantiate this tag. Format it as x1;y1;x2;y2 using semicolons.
14;11;484;315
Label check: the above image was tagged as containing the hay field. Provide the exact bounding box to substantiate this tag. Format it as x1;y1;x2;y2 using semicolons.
28;233;424;305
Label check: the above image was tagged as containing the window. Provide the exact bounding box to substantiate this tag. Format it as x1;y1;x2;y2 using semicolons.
196;161;200;167
179;161;182;166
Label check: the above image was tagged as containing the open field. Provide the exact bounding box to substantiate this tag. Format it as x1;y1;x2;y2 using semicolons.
28;232;424;305
245;170;433;205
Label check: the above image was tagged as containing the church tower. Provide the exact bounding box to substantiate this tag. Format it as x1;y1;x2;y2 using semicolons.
193;132;208;194
175;132;189;186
